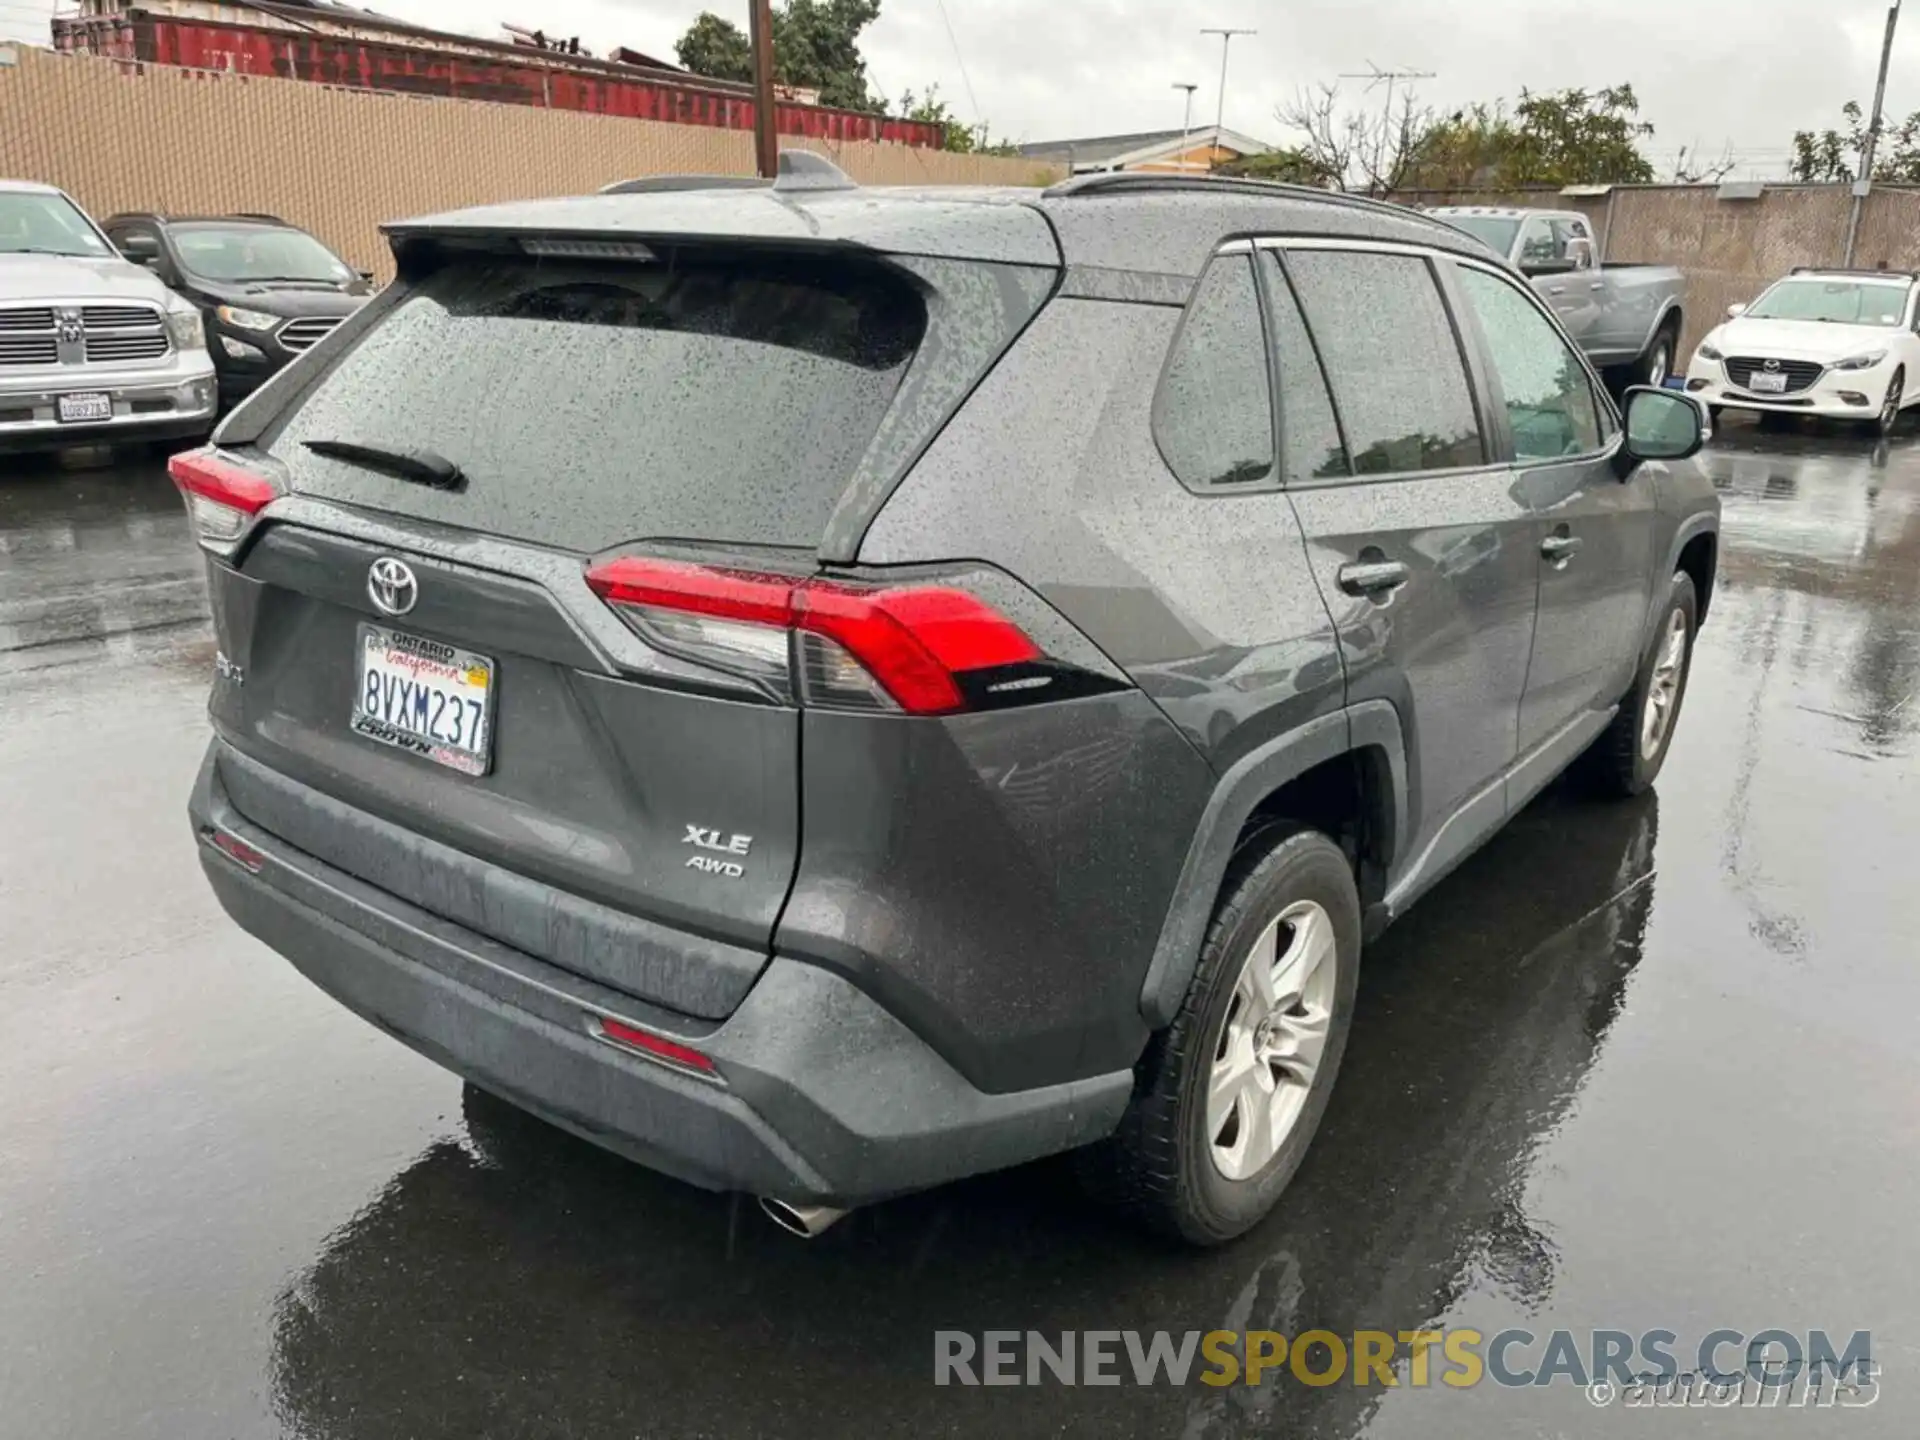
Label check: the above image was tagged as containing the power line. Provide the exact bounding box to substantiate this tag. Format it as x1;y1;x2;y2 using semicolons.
930;0;981;126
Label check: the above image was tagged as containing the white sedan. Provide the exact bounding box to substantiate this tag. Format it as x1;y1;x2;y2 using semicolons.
1683;268;1920;434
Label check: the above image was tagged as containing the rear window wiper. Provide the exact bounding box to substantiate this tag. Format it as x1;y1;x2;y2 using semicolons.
302;438;465;490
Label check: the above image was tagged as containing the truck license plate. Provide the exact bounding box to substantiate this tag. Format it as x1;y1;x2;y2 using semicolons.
1748;371;1788;394
56;392;113;424
350;624;495;775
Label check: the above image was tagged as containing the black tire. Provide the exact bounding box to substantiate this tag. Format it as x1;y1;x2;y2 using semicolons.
1708;405;1725;425
1078;827;1361;1245
1875;367;1905;438
1628;319;1680;390
1584;572;1698;797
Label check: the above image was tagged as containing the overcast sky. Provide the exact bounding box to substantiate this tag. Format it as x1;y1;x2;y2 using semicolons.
2;0;1913;176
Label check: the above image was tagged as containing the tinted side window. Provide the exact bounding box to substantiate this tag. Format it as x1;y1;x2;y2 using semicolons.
1285;250;1484;476
1456;266;1603;461
1152;254;1274;488
1258;252;1348;482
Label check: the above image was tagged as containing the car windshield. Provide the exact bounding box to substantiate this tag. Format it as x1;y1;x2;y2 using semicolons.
0;191;114;258
1746;279;1910;326
171;224;355;284
1435;214;1521;257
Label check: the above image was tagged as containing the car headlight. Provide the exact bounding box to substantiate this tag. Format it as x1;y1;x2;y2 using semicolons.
216;305;281;333
1832;350;1887;371
1695;342;1723;362
164;301;206;351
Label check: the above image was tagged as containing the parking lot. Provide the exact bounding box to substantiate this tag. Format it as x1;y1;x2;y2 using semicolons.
1;419;1915;1438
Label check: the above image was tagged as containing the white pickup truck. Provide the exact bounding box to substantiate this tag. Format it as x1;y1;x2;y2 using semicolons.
1;179;216;451
1429;205;1688;390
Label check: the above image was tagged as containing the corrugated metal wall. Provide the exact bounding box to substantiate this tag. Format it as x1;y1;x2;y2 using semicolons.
0;47;1062;278
1399;183;1920;356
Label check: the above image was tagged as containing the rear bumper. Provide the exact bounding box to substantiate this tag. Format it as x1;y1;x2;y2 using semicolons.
189;744;1130;1205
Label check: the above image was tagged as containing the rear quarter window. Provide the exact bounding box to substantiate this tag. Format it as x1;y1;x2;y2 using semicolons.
263;252;927;552
1151;253;1274;489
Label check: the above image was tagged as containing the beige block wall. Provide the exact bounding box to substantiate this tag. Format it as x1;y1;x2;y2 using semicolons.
0;46;1062;277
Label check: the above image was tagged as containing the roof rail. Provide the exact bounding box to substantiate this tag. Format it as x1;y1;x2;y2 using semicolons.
1041;170;1434;223
772;149;857;193
227;212;286;223
599;174;769;195
1790;264;1918;281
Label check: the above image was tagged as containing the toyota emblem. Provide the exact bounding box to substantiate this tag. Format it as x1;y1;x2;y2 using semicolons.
367;557;419;617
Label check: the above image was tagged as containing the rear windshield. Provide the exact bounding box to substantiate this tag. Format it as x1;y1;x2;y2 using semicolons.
264;251;926;551
1435;214;1520;258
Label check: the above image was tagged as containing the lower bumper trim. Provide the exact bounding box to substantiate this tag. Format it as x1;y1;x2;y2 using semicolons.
190;744;1132;1204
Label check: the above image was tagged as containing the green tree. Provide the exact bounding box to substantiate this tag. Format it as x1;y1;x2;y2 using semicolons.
673;1;883;113
673;11;751;83
1269;82;1653;195
898;84;1018;155
1502;84;1655;185
1218;146;1340;187
1791;101;1920;182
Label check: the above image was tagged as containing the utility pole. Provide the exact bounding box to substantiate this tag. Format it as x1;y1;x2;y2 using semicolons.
1173;82;1200;171
1845;0;1903;265
748;0;779;179
1201;27;1256;171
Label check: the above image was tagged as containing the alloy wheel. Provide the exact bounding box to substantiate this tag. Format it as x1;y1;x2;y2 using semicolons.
1207;899;1337;1181
1640;607;1689;761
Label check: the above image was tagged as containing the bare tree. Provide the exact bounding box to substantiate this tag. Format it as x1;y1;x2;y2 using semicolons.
1670;142;1738;184
1276;81;1435;195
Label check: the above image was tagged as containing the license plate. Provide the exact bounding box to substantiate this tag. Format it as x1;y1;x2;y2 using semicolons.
56;392;113;423
350;624;495;775
1748;371;1789;394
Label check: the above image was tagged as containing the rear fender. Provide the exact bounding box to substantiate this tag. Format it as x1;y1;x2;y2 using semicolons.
1138;701;1409;1026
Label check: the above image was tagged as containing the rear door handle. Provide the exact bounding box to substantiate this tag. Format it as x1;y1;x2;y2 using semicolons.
1337;560;1411;597
1547;284;1567;295
1590;281;1607;291
1541;535;1585;562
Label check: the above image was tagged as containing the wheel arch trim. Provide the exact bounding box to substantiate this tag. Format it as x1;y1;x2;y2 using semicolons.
1139;701;1408;1027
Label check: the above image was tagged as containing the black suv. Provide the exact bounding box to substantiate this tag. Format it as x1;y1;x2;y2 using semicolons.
178;162;1718;1244
103;212;371;407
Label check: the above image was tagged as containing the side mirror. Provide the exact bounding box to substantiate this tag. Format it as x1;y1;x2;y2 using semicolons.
1566;238;1595;270
1726;302;1748;319
1614;386;1706;478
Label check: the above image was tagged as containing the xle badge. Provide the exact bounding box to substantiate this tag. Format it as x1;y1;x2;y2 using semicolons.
683;824;753;879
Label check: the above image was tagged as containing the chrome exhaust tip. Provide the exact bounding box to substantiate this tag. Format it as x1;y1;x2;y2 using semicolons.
759;1196;850;1238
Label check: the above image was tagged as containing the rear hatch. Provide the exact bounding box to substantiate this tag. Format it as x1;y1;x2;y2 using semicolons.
194;225;1056;1020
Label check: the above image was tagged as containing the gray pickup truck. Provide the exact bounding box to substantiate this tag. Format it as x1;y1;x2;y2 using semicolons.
1429;206;1687;389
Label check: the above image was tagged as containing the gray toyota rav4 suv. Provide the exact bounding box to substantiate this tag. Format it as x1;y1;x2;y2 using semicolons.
181;162;1718;1244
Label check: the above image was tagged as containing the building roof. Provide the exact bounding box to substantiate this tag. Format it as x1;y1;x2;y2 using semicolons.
1016;126;1273;171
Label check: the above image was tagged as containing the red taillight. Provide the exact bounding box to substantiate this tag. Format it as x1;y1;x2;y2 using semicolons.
584;557;1042;716
169;450;277;556
597;1016;717;1074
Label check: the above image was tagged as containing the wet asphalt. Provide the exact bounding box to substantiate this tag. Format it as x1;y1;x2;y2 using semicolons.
1;424;1916;1440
